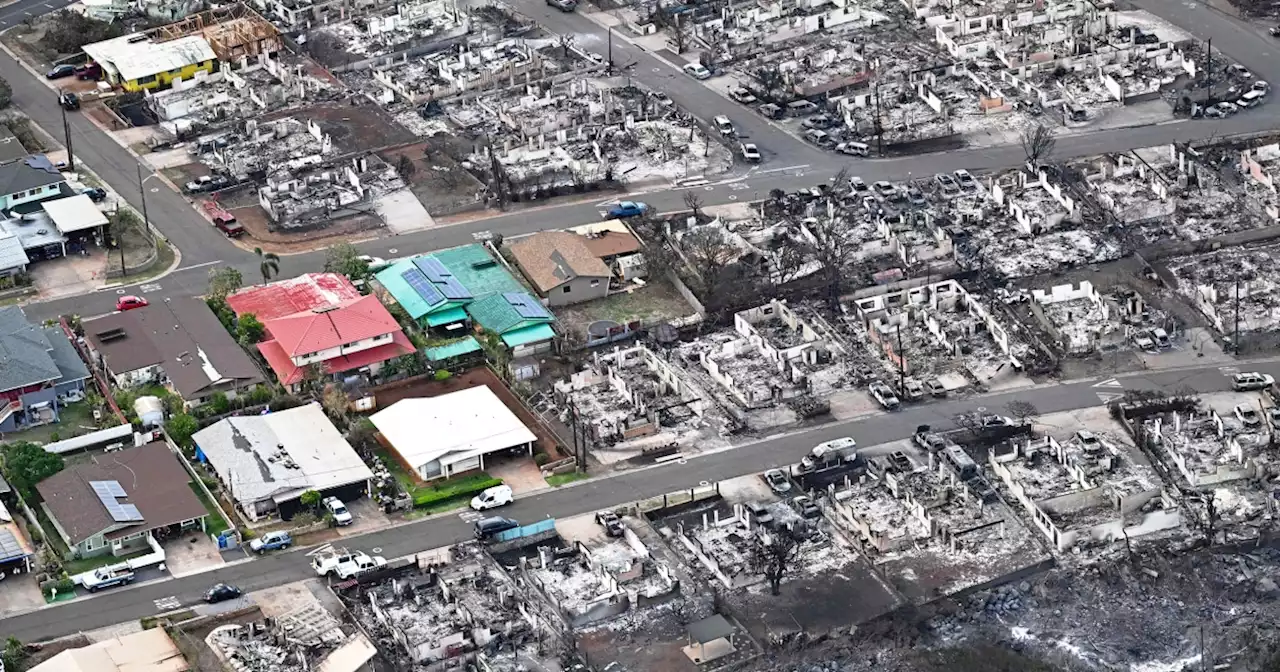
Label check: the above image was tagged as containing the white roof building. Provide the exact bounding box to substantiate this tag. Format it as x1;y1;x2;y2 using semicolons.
42;194;108;235
82;33;216;83
30;627;188;672
192;402;373;521
371;386;537;481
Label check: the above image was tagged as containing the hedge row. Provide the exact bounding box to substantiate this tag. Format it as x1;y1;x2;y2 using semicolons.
411;477;503;508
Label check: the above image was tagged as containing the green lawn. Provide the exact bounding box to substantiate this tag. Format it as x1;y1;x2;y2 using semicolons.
64;549;147;576
546;471;588;487
378;450;498;509
188;482;231;537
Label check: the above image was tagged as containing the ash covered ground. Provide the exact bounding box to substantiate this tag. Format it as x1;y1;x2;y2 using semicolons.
743;546;1280;672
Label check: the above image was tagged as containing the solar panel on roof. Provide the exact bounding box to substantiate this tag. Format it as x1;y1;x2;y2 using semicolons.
0;529;24;562
91;480;145;523
415;257;471;300
504;292;550;319
402;268;445;306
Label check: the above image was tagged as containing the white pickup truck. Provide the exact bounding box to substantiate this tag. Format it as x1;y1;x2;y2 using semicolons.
311;550;387;580
80;565;135;592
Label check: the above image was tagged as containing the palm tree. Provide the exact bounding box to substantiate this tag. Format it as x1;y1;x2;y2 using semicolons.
255;247;280;284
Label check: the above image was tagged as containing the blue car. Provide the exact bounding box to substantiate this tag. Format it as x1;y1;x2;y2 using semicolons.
606;201;648;219
248;530;292;553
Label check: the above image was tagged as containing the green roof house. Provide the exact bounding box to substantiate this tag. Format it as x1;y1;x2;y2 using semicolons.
376;244;555;352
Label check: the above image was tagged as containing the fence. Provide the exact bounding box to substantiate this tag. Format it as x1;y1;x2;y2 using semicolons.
633;483;720;516
163;430;239;548
493;518;556;543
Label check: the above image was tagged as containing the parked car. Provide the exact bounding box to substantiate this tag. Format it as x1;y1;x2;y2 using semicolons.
1216;101;1240;116
58;389;85;404
323;497;353;526
595;510;624;537
914;426;946;452
869;381;900;409
905;187;927;206
204;583;242;603
849;176;870;194
546;0;577;11
356;254;389;271
744;501;774;527
1229;63;1252;79
1204;105;1227;119
1150;328;1171;349
1271;24;1280;36
954;169;978;190
1133;332;1157;351
1253;80;1270;94
470;484;513;511
1232;372;1274;391
334;554;386;580
926;379;947;397
1235;404;1262;428
713;115;736;137
800;437;857;472
836;141;870;157
248;530;293;553
46;64;76;79
763;469;791;494
81;566;134;592
474;516;520;540
728;87;757;104
184;174;230;193
887;451;913;473
58;92;79;111
1268;407;1280;430
873;181;897;198
650;91;674;107
116;295;149;312
76;63;101;80
682;63;712;80
791;495;820;519
739;143;761;162
606;201;648;218
801;114;837;130
80;187;107;202
213;213;245;238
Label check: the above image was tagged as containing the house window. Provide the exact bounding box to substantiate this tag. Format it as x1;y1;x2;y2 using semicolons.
137;74;156;84
563;286;571;293
85;535;99;551
590;279;600;288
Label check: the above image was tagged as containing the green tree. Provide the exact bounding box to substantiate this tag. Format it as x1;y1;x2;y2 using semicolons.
166;414;199;448
2;442;65;499
323;243;370;280
299;489;322;512
0;77;12;110
321;383;349;429
209;392;230;415
207;266;243;302
206;296;236;332
254;247;280;284
237;313;265;345
3;636;28;672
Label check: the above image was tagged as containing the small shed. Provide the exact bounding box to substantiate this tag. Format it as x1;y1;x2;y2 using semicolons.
683;614;737;665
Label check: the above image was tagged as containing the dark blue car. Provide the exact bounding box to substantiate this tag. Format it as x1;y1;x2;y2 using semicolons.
606;201;648;219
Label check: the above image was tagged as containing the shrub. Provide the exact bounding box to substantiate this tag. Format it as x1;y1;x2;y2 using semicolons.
433;369;451;382
411;477;502;508
533;452;550;466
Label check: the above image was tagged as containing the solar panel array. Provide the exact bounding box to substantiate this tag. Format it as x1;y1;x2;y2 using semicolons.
416;257;471;300
504;292;551;320
402;268;445;306
0;528;23;562
91;480;144;523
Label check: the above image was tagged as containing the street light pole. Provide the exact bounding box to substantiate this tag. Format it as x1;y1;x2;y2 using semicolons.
58;94;74;172
137;164;152;241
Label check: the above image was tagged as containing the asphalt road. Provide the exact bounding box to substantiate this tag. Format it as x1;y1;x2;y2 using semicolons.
1;353;1274;641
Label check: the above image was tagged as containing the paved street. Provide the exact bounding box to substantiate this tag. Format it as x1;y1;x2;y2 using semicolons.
1;353;1274;641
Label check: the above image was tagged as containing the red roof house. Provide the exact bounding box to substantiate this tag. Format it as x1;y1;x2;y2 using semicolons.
227;275;414;387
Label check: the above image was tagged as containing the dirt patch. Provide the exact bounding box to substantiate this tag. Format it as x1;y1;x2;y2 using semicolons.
553;277;698;342
260;100;418;155
379;139;485;215
226;203;383;254
371;367;567;459
83;102;128;131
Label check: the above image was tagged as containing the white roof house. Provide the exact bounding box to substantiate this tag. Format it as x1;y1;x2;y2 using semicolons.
371;386;537;481
82;33;216;83
192;402;373;521
42;194;108;235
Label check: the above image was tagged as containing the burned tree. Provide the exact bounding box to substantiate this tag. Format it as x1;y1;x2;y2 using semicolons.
749;66;786;102
683;227;737;299
754;525;804;596
1020;123;1056;169
794;207;856;310
1007;400;1039;423
683;190;704;219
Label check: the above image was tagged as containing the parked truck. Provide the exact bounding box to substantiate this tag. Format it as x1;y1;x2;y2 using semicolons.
312;549;386;579
799;437;857;472
81;565;135;592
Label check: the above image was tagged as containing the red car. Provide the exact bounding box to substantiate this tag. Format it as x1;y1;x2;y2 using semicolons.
116;295;148;311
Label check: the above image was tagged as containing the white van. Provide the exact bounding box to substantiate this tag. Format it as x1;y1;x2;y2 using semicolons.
804;129;832;147
836;141;869;157
1238;89;1265;108
713;115;735;137
470;484;514;511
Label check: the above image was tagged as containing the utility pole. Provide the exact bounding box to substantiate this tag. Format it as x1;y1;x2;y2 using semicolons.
1205;38;1213;103
137;164;151;242
607;26;614;74
896;324;906;395
1234;275;1241;355
873;79;883;157
59;95;75;172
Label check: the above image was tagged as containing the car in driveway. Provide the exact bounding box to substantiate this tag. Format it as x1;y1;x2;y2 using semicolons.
791;495;820;519
739;143;761;162
744;501;774;527
763;469;791;494
1235;404;1262;428
650;91;674;107
80;187;107;202
58;92;80;111
849;176;870;194
1229;64;1252;80
954;169;978;190
682;63;712;80
204;583;242;603
546;0;577;10
324;496;353;526
906;187;926;206
729;87;758;104
46;64;76;79
869;381;900;409
606;201;648;218
1232;372;1274;391
116;295;148;312
184;174;230;193
873;180;897;198
801;114;838;130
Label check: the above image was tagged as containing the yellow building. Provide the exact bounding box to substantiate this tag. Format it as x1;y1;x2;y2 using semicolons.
81;33;217;92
